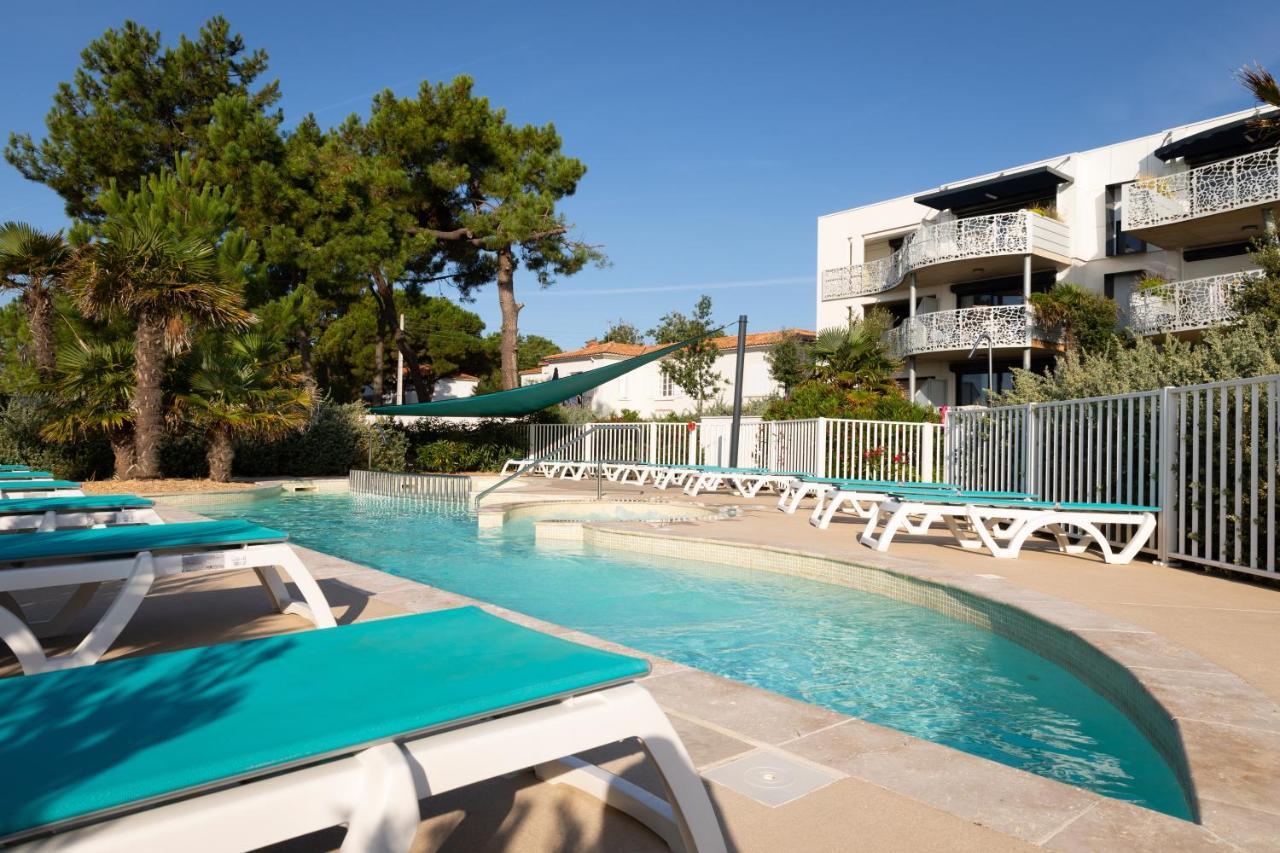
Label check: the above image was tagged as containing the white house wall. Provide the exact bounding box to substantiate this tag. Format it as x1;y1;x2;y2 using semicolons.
537;348;784;418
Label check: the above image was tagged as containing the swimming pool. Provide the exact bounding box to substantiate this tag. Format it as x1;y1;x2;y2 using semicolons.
192;491;1191;818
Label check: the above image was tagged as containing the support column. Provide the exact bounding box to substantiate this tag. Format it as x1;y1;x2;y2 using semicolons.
908;273;918;402
1022;254;1032;372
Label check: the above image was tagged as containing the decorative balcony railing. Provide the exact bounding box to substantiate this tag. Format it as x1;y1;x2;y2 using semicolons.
1123;146;1280;232
884;304;1058;358
1128;271;1261;336
821;211;1069;302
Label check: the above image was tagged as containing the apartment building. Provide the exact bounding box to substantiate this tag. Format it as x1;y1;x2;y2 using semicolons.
520;329;814;418
817;106;1279;407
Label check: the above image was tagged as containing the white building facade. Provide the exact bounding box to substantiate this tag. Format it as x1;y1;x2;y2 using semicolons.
520;330;814;418
818;107;1279;407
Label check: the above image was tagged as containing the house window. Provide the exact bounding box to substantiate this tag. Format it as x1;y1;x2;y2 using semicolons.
956;368;1015;406
1104;270;1145;316
1106;184;1147;256
660;372;674;397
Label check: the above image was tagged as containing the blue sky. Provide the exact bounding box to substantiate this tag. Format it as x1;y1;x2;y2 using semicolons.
1;0;1276;348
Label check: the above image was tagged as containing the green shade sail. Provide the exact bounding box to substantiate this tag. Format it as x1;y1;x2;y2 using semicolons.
370;330;720;417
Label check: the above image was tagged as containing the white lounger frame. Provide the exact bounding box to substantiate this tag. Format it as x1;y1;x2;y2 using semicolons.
0;505;163;533
15;682;726;853
0;486;85;500
0;541;336;675
860;498;1157;564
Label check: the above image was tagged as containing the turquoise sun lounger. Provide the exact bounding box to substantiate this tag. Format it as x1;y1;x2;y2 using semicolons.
0;464;30;472
0;520;335;674
0;607;726;852
0;480;83;498
0;494;160;532
0;471;51;481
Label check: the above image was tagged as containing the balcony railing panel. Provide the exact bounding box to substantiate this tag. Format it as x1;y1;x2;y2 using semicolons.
884;304;1056;358
821;211;1067;302
1123;146;1280;231
1128;271;1261;336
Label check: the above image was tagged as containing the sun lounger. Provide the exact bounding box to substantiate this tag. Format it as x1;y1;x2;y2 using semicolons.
0;464;30;472
0;480;84;499
860;495;1158;564
0;494;162;532
810;481;1029;529
0;471;52;481
0;607;726;852
0;519;335;674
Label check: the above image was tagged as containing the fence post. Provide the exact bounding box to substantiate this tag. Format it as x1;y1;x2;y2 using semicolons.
1024;403;1036;497
815;417;828;477
920;422;935;483
688;422;699;465
647;421;658;464
1157;385;1175;565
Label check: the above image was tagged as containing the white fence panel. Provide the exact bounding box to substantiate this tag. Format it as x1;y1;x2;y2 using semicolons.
824;419;942;482
1168;376;1279;577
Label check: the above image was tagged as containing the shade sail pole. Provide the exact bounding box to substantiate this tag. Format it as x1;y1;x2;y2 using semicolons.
728;315;747;468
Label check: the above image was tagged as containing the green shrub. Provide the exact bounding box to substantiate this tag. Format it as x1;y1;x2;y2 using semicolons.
763;381;937;422
406;419;527;473
0;395;113;479
235;400;366;477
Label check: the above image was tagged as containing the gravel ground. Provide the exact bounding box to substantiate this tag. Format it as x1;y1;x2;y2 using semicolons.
80;479;262;495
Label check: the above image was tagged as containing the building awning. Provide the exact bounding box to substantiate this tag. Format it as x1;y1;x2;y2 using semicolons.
914;166;1071;212
1154;111;1279;166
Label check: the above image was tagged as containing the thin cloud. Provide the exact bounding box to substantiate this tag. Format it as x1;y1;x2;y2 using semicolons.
541;275;811;296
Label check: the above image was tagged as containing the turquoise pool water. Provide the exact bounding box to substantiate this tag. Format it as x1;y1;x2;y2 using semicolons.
194;492;1191;818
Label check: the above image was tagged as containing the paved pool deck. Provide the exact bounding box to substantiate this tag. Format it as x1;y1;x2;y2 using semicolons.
2;476;1278;851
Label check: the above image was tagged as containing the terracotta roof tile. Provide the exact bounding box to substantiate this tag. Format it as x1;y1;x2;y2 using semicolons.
541;329;815;365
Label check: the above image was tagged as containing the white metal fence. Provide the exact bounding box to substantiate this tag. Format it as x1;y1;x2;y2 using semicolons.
529;418;943;482
527;422;700;465
946;376;1280;578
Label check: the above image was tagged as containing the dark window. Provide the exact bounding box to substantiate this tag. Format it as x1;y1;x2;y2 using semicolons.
952;358;1051;406
1104;270;1144;302
877;299;911;326
1183;241;1251;262
956;368;1016;406
1106;184;1147;256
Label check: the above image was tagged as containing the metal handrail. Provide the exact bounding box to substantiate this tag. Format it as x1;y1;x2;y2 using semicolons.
472;423;643;507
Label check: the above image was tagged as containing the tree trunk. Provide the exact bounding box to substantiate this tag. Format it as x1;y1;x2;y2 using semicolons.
370;269;431;403
373;336;385;402
109;432;136;480
496;246;522;390
206;426;234;482
296;327;316;391
25;286;55;383
131;316;165;479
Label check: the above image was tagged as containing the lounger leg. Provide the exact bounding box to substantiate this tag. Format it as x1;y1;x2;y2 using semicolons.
812;494;844;530
630;700;727;853
32;581;103;639
18;552;159;672
858;503;912;551
256;545;338;628
0;604;50;674
941;515;984;549
341;743;421;853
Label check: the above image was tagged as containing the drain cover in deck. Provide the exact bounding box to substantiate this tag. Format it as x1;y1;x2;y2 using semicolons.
703;749;842;807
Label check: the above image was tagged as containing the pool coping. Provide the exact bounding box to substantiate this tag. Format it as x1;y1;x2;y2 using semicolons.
569;516;1280;850
170;485;1277;849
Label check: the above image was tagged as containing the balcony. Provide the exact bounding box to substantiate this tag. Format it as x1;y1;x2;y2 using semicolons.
1122;146;1280;248
883;304;1062;359
1128;271;1261;336
821;210;1071;302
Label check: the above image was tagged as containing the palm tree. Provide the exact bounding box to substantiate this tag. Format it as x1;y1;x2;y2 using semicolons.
0;222;70;382
811;307;900;391
41;338;136;477
70;223;253;479
1239;63;1280;131
176;330;312;482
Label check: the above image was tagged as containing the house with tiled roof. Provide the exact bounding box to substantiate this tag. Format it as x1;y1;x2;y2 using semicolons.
519;328;815;417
